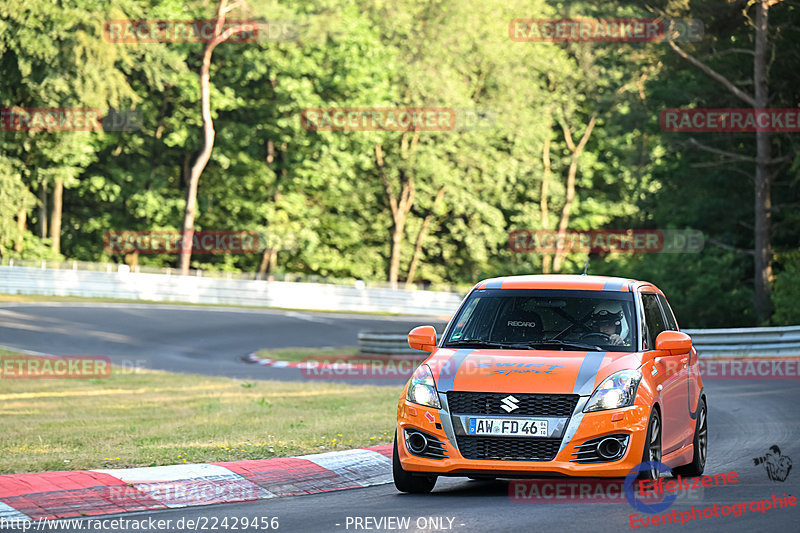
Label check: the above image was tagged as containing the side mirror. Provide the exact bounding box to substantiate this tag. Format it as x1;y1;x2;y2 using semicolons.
655;330;692;355
408;326;437;353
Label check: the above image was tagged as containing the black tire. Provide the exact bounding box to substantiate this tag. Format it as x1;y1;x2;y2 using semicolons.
673;397;707;477
638;408;662;480
393;432;437;493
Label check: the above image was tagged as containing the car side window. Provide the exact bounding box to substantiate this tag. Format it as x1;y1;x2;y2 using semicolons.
449;297;481;341
657;294;678;331
641;293;667;350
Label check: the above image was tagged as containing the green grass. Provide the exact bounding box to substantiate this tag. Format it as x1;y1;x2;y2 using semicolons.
0;361;400;474
252;346;425;368
253;346;360;362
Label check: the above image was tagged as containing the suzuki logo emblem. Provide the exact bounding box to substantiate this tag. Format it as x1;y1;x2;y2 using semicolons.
500;395;520;413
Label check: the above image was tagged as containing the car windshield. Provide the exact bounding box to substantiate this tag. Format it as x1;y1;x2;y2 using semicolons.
444;289;637;352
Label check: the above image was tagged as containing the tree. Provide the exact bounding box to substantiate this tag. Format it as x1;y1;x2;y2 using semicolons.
178;0;254;275
667;0;789;322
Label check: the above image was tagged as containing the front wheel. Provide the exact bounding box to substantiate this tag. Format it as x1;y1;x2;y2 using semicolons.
393;432;437;493
673;397;707;477
638;408;662;480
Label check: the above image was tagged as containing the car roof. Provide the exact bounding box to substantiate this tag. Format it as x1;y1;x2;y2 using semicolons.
473;274;662;294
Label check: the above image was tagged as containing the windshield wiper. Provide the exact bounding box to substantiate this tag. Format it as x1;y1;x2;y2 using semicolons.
445;340;535;350
522;339;604;351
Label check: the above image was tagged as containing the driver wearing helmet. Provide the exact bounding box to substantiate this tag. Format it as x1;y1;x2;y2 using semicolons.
591;302;625;346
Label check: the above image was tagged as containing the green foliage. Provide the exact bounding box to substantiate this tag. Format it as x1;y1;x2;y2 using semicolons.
773;251;800;326
1;0;798;327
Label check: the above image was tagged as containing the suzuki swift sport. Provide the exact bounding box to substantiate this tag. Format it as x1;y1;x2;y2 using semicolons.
393;275;707;493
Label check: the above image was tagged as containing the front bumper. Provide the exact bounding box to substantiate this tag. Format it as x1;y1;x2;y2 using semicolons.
397;397;650;478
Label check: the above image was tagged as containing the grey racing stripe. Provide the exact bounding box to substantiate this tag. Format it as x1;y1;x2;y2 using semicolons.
436;349;472;392
559;397;589;452
437;393;459;450
602;278;626;291
573;351;607;395
558;352;607;453
485;279;503;289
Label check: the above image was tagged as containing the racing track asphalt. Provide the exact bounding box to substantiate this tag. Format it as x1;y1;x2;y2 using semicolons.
1;302;797;532
19;379;798;533
0;302;448;381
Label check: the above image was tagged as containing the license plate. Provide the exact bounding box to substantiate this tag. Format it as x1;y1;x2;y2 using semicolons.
468;418;548;437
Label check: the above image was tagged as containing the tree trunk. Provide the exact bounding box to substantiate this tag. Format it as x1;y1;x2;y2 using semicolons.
552;114;596;272
178;0;251;275
405;186;445;289
540;110;553;273
376;141;416;288
50;178;63;255
124;250;139;269
15;207;26;252
389;221;405;287
39;184;47;239
256;144;283;281
753;0;772;322
257;248;277;279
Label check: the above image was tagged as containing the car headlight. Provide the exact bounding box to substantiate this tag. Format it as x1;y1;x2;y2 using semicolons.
406;364;441;409
583;369;642;412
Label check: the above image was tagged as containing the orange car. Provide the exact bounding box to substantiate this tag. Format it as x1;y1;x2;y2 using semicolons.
393;274;707;493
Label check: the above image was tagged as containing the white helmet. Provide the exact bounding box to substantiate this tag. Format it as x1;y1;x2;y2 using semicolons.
591;301;625;336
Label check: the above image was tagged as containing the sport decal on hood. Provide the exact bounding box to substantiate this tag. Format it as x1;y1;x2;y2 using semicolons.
429;349;627;395
475;362;563;376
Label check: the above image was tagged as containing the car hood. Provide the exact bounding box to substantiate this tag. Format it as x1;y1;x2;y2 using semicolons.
425;348;644;396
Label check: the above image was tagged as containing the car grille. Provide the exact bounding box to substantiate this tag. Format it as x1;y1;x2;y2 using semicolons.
447;392;579;417
456;436;562;461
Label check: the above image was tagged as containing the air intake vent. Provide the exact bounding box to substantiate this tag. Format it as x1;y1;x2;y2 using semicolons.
456;436;562;461
404;429;448;459
570;434;630;463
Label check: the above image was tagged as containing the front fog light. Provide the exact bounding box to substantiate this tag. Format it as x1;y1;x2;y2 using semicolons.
406;364;441;409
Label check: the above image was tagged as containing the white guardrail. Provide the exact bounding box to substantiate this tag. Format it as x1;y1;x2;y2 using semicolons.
2;265;797;357
682;326;800;358
359;328;800;358
0;265;464;316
